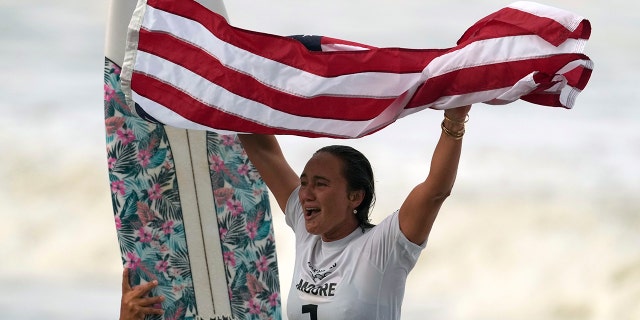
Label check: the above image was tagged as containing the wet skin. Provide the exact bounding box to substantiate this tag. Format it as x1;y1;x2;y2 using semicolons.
299;152;362;242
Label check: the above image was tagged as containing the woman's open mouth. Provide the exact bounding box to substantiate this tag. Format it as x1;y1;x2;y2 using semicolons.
304;207;320;219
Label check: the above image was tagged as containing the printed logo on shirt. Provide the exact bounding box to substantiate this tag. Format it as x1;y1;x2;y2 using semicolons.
307;261;336;282
295;261;339;297
295;279;337;297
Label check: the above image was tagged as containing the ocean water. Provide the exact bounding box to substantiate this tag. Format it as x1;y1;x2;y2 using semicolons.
0;0;638;319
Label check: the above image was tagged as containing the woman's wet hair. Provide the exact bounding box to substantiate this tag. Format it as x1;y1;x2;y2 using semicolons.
315;145;376;230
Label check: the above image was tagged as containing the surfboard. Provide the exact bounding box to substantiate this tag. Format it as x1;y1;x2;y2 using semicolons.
104;1;281;319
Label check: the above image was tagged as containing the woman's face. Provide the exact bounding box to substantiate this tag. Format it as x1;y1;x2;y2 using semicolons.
299;152;361;242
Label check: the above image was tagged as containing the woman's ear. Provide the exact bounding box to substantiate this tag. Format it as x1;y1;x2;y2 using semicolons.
349;190;365;208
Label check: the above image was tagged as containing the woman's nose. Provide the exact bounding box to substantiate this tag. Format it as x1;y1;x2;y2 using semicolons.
299;185;315;201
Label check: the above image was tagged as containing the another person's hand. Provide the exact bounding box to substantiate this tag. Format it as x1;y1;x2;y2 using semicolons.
120;268;165;320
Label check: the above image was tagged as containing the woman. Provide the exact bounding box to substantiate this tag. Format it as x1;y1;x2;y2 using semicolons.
120;105;470;319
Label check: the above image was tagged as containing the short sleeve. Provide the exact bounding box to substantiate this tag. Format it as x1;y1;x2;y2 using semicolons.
284;186;302;231
395;213;426;263
364;211;426;271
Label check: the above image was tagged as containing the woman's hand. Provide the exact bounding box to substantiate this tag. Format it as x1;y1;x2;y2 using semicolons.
444;105;471;123
120;268;165;320
442;105;471;137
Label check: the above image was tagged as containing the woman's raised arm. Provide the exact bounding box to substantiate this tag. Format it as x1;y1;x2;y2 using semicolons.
398;105;471;245
238;134;299;213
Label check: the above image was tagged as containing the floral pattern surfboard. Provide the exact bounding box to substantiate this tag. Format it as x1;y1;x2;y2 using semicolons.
104;58;281;320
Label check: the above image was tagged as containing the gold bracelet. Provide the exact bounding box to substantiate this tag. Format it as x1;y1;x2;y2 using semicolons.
441;120;465;140
444;114;469;125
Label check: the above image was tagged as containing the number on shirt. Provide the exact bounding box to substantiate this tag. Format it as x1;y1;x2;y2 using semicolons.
302;304;318;320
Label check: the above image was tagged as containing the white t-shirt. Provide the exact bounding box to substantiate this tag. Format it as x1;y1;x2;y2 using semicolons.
285;187;426;320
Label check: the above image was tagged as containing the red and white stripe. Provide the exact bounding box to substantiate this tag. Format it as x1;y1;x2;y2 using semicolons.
121;0;593;138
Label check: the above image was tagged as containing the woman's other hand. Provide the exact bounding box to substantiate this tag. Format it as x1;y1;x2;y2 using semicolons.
120;268;165;320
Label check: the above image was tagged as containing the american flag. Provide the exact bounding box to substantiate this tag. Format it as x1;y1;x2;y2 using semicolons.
121;0;593;138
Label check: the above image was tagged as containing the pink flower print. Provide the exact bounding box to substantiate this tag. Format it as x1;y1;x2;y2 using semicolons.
223;251;236;267
269;292;279;307
248;299;261;315
237;163;249;176
246;220;257;240
172;283;185;294
155;260;169;273
148;183;162;201
117;128;135;145
104;83;115;102
226;199;243;216
209;154;225;172
219;227;228;241
162;221;174;235
111;180;126;196
256;255;269;273
137;149;151;168
125;252;141;270
137;226;153;243
107;157;117;169
115;216;122;230
221;135;235;146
